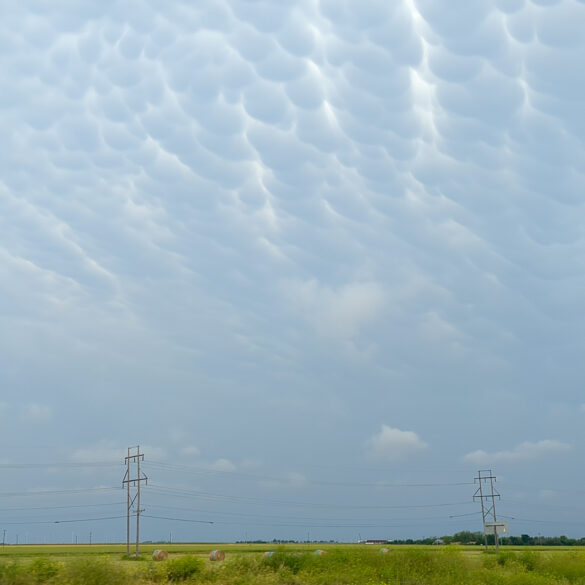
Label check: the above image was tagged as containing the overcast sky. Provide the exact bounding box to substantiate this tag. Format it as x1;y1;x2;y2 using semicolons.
1;0;585;544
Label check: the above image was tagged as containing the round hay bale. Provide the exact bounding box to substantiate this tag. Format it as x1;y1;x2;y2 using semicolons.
263;551;275;558
209;549;225;561
379;547;389;554
314;549;327;556
152;549;169;561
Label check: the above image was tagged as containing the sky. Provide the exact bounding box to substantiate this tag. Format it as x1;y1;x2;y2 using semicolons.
1;0;585;545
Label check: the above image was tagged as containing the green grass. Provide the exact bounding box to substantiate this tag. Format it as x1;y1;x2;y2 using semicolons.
1;544;585;584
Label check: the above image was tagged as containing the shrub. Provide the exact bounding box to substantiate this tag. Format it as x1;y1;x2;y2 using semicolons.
0;561;28;585
261;550;308;575
496;551;517;566
166;555;204;581
144;561;169;583
62;557;127;585
29;558;61;583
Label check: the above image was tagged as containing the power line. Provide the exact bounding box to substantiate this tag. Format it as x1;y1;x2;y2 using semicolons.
0;487;122;498
0;502;125;512
142;515;213;524
1;515;126;526
144;502;474;524
0;462;120;469
147;484;476;510
146;461;474;488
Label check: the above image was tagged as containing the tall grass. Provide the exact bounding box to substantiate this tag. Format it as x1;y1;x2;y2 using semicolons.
0;546;585;585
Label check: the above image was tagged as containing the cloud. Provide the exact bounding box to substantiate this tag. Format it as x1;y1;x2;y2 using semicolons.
240;458;262;470
70;441;166;463
210;458;236;472
285;279;387;342
1;0;585;544
70;441;126;463
21;403;52;422
286;472;307;487
258;471;308;491
463;440;571;465
366;425;427;462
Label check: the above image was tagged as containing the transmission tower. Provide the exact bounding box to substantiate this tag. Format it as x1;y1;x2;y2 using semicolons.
123;446;148;557
473;469;501;552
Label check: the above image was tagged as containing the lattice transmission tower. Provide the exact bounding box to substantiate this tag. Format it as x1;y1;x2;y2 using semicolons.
473;469;502;551
123;445;148;557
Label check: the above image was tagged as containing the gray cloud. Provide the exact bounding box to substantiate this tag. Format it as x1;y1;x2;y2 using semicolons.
0;0;584;542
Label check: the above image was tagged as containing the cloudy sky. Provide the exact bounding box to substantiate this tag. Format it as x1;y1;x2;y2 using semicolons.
1;0;585;544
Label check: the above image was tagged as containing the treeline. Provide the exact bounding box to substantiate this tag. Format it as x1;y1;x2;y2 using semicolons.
392;531;585;546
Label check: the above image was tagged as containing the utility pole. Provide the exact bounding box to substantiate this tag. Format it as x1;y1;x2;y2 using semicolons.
473;470;501;552
123;446;148;557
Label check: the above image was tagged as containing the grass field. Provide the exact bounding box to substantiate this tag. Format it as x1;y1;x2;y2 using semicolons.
2;543;585;584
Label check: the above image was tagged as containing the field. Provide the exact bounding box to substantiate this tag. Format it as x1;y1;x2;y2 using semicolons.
2;543;585;584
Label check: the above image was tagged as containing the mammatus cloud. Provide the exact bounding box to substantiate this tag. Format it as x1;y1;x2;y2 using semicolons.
463;440;571;465
0;0;585;544
366;425;427;461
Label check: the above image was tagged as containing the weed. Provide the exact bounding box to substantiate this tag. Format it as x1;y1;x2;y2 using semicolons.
62;556;128;585
166;555;204;581
29;558;61;584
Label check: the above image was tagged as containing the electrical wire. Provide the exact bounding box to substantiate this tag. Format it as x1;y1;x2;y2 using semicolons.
0;487;122;498
1;515;126;526
147;484;475;510
0;502;125;512
142;515;213;525
143;502;475;525
146;461;474;488
0;462;121;469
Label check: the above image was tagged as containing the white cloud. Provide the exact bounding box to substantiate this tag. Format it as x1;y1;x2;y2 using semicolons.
366;425;427;462
287;472;307;487
70;441;125;463
258;470;308;491
463;440;571;465
240;458;262;470
285;279;387;341
538;489;557;501
21;403;52;422
70;441;166;463
211;458;236;472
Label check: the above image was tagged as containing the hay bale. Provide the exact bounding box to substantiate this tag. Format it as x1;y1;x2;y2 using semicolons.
209;549;225;561
263;551;275;558
379;547;389;554
314;549;327;556
152;549;169;561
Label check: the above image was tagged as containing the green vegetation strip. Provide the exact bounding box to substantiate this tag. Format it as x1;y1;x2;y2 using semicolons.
2;545;585;584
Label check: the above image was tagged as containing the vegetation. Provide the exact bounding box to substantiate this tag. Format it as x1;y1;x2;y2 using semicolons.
392;531;585;547
1;544;585;584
